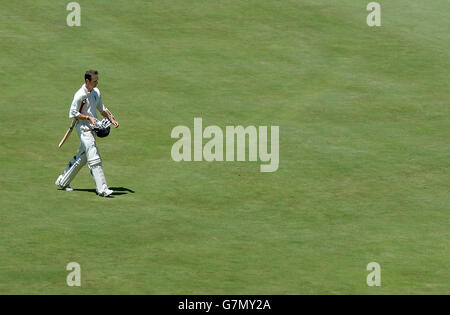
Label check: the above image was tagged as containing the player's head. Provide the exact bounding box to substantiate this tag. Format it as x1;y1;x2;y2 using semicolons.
85;70;99;91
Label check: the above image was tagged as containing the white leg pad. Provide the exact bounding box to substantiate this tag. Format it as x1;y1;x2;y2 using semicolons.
89;160;108;195
56;150;87;188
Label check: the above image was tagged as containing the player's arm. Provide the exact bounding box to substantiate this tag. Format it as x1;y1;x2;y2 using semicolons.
69;94;96;125
96;89;119;128
101;109;119;128
77;111;96;125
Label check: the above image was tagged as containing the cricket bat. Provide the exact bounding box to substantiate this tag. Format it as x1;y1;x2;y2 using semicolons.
58;99;87;148
58;119;76;148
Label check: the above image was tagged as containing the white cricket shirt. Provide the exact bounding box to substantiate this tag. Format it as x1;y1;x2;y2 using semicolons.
69;84;106;124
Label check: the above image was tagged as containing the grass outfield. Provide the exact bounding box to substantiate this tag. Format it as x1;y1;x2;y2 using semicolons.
0;0;448;294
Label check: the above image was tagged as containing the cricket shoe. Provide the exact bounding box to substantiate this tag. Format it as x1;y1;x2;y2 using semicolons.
98;188;114;197
55;175;74;191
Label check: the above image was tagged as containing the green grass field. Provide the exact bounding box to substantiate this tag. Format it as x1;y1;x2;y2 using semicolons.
0;0;448;294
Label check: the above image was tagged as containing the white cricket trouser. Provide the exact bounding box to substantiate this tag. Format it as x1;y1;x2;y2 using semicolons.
57;122;109;194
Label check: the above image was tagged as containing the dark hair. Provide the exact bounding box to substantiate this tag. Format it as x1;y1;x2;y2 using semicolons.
85;70;98;82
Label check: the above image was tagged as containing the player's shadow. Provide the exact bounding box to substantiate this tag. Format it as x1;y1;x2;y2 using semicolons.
72;187;135;197
110;187;135;196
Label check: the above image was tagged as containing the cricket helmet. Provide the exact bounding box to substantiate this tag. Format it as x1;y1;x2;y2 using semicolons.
93;118;111;138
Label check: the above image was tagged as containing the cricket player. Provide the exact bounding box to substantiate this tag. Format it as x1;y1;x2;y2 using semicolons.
55;70;119;197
